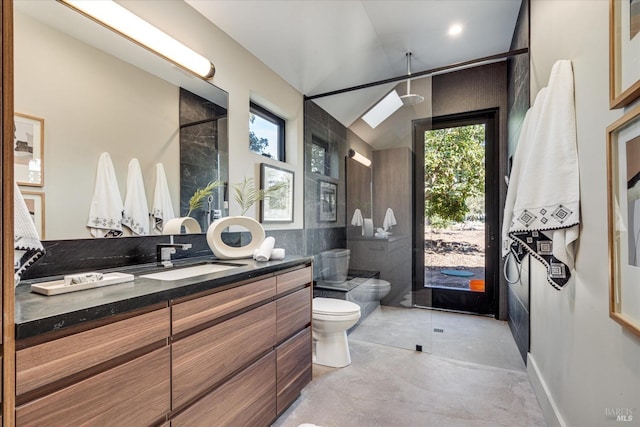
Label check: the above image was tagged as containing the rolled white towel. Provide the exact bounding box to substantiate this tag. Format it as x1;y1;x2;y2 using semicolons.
254;236;275;262
270;248;285;260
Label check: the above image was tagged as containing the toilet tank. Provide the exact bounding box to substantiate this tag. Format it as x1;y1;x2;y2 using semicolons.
320;249;350;283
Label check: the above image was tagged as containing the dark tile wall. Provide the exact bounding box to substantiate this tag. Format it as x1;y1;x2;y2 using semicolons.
304;100;350;279
180;88;228;231
506;0;531;364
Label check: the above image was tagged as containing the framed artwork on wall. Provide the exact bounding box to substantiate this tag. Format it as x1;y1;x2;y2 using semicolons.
318;179;337;222
21;190;45;239
607;105;640;336
609;0;640;108
14;113;44;186
260;163;294;223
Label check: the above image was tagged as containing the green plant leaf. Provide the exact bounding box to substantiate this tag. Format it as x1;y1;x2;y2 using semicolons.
187;180;222;217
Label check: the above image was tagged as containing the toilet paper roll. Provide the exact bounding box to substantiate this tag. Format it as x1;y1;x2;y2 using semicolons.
206;216;265;259
363;218;374;237
162;217;201;235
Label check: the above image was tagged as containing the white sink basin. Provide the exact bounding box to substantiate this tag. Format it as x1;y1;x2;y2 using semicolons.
140;263;242;281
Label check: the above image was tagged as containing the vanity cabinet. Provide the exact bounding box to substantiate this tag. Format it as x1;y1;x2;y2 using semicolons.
13;263;312;426
15;306;171;427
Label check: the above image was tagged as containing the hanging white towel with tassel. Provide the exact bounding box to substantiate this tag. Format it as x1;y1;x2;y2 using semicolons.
382;208;397;231
152;163;175;233
87;152;123;238
122;158;150;236
351;209;364;227
502;59;579;290
14;182;45;284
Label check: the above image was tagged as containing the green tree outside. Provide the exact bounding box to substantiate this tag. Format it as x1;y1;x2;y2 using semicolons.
424;124;485;226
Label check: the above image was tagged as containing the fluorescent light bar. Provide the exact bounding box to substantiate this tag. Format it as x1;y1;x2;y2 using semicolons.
59;0;215;80
361;90;403;129
348;149;372;167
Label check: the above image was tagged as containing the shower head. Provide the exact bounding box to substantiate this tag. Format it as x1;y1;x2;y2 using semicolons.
402;52;424;106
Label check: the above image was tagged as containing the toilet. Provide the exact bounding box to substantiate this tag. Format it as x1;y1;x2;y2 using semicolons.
349;278;391;303
312;297;361;367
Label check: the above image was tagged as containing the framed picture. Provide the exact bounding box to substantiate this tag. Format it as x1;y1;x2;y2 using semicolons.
260;163;294;223
607;105;640;336
318;179;337;222
21;190;45;239
609;0;640;108
14;113;44;186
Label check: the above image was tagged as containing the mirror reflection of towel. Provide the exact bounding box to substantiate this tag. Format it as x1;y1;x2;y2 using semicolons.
152;163;175;233
87;153;123;238
382;208;397;231
122;158;149;236
14;183;44;284
351;209;364;226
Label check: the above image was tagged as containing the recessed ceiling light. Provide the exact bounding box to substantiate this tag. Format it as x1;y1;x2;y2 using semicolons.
448;24;463;36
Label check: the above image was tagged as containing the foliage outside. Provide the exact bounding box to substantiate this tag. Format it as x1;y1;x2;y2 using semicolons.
424;124;485;228
249;113;270;155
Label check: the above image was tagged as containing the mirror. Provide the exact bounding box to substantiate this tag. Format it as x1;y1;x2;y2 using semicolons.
14;1;229;240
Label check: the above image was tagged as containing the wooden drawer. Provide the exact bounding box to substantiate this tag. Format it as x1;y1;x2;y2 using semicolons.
172;351;276;427
172;302;276;409
16;346;170;427
276;287;311;344
276;266;311;295
276;327;312;414
172;277;276;335
16;307;170;396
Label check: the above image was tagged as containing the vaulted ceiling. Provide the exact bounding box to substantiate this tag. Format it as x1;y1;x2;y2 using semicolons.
187;0;523;148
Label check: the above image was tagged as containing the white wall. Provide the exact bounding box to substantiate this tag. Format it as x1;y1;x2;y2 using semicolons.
124;1;305;230
529;1;640;426
16;1;305;239
15;11;180;240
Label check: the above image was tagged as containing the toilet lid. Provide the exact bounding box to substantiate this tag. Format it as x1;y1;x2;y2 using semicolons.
313;297;360;316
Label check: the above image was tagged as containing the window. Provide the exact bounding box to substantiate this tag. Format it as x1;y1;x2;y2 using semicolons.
310;136;330;176
249;102;285;161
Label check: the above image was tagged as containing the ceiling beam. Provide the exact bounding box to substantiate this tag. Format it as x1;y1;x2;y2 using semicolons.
305;47;528;100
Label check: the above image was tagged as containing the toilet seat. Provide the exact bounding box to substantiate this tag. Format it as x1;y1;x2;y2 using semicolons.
360;279;390;289
313;297;360;316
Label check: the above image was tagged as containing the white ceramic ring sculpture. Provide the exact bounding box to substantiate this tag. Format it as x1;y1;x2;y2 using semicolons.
162;217;202;234
206;216;265;259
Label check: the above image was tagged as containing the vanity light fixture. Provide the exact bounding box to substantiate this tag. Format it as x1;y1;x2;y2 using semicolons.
348;149;372;167
58;0;215;80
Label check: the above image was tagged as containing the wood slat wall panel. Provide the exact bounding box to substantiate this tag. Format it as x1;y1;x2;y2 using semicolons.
172;302;276;409
16;308;170;396
276;267;311;295
16;347;170;427
172;277;276;335
172;352;276;427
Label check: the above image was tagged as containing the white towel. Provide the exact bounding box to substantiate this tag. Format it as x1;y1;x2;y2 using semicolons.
502;60;579;290
270;248;286;260
87;153;123;238
382;208;397;231
253;236;275;262
122;158;150;236
14;183;44;283
351;209;364;226
152;163;175;233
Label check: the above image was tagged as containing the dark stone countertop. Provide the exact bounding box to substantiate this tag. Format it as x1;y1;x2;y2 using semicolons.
15;255;312;341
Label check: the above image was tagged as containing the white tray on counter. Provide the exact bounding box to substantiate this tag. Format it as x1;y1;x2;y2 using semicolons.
31;272;135;296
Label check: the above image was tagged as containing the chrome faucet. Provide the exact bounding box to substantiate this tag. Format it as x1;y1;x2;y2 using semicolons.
156;236;192;267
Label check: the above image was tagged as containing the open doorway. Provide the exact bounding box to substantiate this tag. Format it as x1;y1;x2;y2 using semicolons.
413;110;500;316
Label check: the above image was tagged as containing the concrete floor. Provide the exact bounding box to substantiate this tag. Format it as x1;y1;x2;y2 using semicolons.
272;306;545;427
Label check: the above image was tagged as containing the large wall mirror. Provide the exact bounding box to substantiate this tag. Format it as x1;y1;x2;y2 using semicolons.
14;1;228;240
